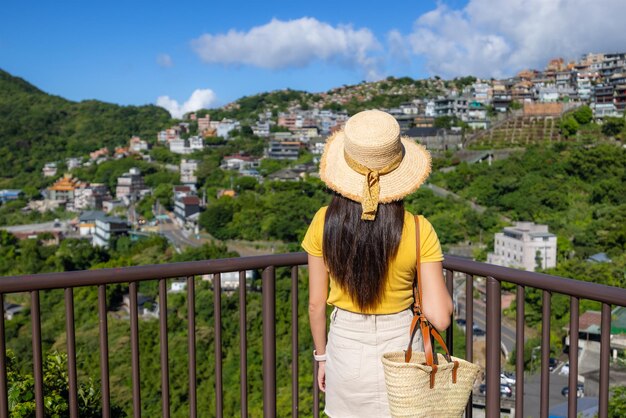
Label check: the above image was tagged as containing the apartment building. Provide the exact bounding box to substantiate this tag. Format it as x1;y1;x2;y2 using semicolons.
180;159;198;185
93;215;129;247
487;222;557;272
115;168;149;201
266;141;301;160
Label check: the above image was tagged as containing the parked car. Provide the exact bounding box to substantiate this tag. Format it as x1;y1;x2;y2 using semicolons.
479;383;513;398
455;318;467;331
472;324;486;337
549;357;559;372
501;372;516;386
561;383;584;398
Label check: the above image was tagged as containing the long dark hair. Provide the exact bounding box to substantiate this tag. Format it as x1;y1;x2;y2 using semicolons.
322;193;404;312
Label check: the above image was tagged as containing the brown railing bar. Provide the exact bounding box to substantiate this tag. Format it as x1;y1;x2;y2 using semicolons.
0;296;7;418
445;269;454;355
464;274;473;418
158;279;170;418
64;288;78;418
567;296;579;418
214;273;223;418
98;285;111;418
31;290;44;418
262;266;276;418
540;290;551;418
485;276;501;417
239;271;248;418
187;276;197;418
0;253;308;293
129;282;141;418
443;255;626;306
598;303;611;418
515;286;525;417
291;266;299;417
313;359;320;418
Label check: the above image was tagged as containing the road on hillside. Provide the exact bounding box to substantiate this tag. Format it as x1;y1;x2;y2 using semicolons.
424;183;511;223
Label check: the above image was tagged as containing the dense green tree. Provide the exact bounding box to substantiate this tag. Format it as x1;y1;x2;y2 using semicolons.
572;105;593;125
609;386;626;417
602;117;625;137
559;116;579;137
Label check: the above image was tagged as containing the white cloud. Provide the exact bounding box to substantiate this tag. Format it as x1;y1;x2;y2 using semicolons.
156;89;217;119
157;53;173;68
191;17;382;80
405;0;626;78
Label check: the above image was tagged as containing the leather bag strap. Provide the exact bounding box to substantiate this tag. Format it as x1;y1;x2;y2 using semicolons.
405;215;455;387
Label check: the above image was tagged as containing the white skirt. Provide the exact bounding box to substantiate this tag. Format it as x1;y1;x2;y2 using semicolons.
324;307;424;418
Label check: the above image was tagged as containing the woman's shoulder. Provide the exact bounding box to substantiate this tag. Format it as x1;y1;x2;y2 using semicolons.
403;211;436;232
309;206;328;226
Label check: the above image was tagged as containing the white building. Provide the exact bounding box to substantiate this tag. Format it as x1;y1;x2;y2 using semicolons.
538;87;560;102
43;162;57;177
116;168;148;201
170;136;204;154
424;100;436;117
129;136;149;153
93;215;129;247
487;222;557;272
203;271;254;290
180;159;198;185
169;138;187;154
66;158;82;170
253;121;270;137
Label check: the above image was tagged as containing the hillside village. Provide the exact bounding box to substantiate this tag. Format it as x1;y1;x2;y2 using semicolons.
1;51;625;251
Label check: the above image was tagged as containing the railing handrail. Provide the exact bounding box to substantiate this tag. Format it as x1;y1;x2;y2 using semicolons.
444;255;626;307
0;253;308;293
2;253;625;307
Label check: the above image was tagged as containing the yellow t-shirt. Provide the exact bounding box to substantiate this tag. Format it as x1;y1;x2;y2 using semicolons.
301;206;444;314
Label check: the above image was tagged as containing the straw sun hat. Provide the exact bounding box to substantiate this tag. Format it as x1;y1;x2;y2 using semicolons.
320;109;432;220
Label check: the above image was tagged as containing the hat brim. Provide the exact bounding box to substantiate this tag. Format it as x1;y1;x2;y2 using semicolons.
319;130;432;203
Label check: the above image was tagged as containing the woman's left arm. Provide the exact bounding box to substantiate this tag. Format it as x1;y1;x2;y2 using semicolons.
420;261;453;331
308;254;329;355
308;254;329;392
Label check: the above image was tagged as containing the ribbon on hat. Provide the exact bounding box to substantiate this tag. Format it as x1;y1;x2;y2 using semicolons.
344;150;403;220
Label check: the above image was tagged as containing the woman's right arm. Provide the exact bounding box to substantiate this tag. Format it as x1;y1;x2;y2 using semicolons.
420;261;453;331
308;254;329;392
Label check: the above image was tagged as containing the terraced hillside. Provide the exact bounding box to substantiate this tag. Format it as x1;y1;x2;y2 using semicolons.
467;115;563;148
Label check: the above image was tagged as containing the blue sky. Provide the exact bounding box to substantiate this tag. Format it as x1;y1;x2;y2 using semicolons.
1;0;625;116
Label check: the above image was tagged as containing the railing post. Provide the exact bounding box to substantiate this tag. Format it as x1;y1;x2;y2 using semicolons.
98;285;111;418
64;288;78;418
465;274;473;418
567;297;579;418
187;276;197;418
214;273;223;418
158;279;170;418
515;286;525;418
239;271;248;418
446;269;454;355
599;303;611;417
313;357;320;418
485;277;501;417
262;266;276;418
540;291;551;418
129;282;141;418
291;266;299;417
31;291;44;418
0;295;8;418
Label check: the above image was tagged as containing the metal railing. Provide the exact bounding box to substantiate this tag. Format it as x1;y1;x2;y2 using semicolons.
0;253;625;418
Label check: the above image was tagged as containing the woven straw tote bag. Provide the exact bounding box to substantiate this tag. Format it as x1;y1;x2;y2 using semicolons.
382;216;482;417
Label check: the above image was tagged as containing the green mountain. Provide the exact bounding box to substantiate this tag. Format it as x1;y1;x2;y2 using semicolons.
0;69;172;187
